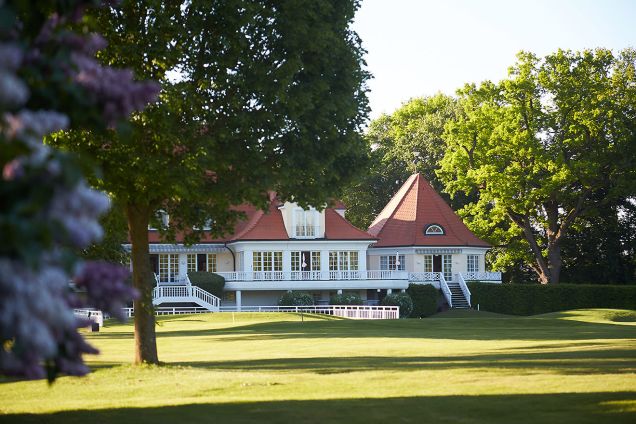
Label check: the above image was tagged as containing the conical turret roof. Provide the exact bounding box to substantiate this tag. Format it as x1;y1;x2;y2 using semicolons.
368;174;490;248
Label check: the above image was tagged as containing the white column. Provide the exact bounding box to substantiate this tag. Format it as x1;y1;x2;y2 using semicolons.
321;250;330;280
244;251;253;280
236;290;242;311
358;249;367;273
387;288;393;295
179;254;188;278
282;250;292;278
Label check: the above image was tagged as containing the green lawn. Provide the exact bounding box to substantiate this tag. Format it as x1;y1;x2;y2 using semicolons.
1;309;635;423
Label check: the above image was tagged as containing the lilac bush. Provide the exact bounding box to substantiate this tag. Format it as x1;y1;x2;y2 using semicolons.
0;1;157;381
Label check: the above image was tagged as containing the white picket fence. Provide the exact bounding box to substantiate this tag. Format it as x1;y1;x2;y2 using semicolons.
122;304;399;320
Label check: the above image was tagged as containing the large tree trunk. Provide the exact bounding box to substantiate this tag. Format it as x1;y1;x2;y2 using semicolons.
126;202;159;364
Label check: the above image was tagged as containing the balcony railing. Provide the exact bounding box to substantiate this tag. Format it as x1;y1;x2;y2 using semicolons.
216;270;408;282
462;271;502;282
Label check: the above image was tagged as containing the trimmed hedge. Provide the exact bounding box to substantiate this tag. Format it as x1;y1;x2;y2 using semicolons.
330;293;363;305
406;283;440;317
381;293;413;318
278;291;314;306
468;282;636;315
188;272;225;298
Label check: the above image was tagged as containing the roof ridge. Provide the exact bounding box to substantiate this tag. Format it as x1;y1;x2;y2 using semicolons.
368;174;418;235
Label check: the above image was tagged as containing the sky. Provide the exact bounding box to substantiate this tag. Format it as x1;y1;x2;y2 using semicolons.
352;0;636;120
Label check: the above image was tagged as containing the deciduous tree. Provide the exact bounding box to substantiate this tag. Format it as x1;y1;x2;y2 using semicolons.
55;0;369;363
439;49;636;284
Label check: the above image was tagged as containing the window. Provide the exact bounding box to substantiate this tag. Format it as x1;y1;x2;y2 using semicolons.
187;254;197;272
443;254;452;281
186;253;216;273
294;209;319;238
207;254;217;272
253;251;283;272
424;224;445;235
423;255;433;272
380;255;405;271
329;251;359;271
158;254;179;283
467;255;479;273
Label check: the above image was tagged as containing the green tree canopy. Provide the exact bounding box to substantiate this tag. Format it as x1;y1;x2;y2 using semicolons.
342;94;460;229
439;49;636;284
54;0;370;363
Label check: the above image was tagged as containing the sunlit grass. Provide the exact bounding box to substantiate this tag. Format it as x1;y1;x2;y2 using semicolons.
1;309;635;423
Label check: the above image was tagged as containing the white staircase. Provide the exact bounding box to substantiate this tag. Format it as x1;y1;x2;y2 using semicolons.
152;277;221;312
448;273;471;309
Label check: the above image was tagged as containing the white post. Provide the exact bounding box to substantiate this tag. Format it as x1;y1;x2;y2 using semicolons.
321;250;330;280
236;290;242;312
387;288;393;295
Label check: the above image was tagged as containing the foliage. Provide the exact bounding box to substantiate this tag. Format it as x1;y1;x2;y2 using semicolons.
406;283;440;317
380;292;413;318
329;293;364;305
439;49;636;284
468;282;636;315
80;200;129;265
278;292;314;306
342;94;461;229
0;0;152;380
53;0;370;364
559;200;636;284
187;272;225;298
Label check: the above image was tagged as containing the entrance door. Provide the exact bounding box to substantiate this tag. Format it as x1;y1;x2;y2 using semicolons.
301;251;312;271
433;255;442;272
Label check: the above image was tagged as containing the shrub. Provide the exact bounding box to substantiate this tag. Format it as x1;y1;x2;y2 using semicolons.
278;291;314;306
468;282;636;315
188;272;225;298
406;283;440;317
330;293;364;305
381;293;414;318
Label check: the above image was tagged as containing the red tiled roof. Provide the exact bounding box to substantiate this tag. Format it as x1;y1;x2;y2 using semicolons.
145;196;370;243
324;209;375;240
368;174;490;248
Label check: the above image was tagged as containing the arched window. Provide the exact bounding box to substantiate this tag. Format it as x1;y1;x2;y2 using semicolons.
424;224;445;235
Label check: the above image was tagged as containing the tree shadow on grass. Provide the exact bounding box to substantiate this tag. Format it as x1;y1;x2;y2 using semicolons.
2;392;635;424
171;347;636;376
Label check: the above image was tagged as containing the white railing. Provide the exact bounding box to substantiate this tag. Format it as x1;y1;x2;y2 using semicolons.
122;306;211;317
155;273;191;286
439;274;453;308
219;305;400;320
456;273;471;307
122;305;399;319
290;270;323;280
215;270;408;282
74;309;104;327
408;272;442;282
462;271;502;282
152;284;221;311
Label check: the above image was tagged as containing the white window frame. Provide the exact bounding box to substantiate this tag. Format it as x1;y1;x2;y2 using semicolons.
380;255;405;271
158;254;179;283
329;251;359;271
253;251;283;272
425;224;445;235
467;254;479;273
294;208;320;238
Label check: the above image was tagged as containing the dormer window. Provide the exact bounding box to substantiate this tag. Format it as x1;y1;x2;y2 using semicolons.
425;224;445;235
294;208;320;238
